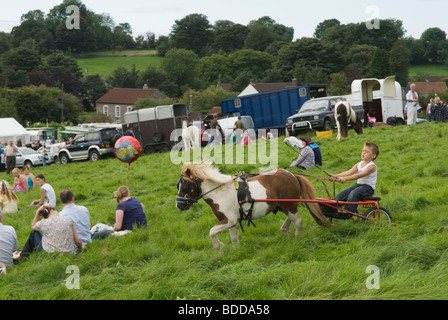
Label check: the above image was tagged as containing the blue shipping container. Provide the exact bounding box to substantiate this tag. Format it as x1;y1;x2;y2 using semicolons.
221;86;312;131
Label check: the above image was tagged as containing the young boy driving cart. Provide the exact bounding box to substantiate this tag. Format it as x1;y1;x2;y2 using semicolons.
330;142;380;216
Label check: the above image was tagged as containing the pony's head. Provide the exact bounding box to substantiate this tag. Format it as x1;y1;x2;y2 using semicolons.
353;115;364;135
176;163;203;211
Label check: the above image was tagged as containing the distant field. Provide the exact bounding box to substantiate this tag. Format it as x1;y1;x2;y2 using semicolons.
79;49;158;57
409;65;448;78
76;52;163;77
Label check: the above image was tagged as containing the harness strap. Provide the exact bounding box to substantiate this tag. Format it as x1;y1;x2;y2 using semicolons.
235;174;257;232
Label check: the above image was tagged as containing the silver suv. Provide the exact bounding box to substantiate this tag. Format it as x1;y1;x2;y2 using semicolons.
58;128;121;164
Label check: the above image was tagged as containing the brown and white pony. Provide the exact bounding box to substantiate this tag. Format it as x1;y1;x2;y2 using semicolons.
176;162;331;248
335;101;364;140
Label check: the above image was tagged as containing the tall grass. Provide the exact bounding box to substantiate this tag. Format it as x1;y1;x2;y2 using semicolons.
1;122;448;300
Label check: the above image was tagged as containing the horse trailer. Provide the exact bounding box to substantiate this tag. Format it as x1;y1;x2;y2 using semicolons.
345;76;405;125
123;104;188;154
221;85;327;134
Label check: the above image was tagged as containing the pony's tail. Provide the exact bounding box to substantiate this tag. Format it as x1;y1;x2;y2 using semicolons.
294;174;332;228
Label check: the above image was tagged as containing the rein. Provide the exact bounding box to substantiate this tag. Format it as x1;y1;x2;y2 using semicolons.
198;176;238;201
284;140;336;198
177;174;238;206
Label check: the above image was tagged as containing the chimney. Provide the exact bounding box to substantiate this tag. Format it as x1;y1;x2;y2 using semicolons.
292;78;298;87
143;84;149;89
249;79;255;85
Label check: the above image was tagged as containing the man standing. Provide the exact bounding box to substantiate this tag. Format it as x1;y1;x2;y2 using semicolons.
234;116;245;144
5;140;17;175
406;83;420;126
207;114;221;146
59;189;91;247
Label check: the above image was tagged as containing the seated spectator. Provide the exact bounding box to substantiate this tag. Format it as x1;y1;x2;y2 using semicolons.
303;136;323;167
22;166;36;191
0;180;18;214
11;168;28;193
0;210;19;268
29;174;56;208
14;205;82;261
91;186;147;239
289;137;316;170
59;189;91;247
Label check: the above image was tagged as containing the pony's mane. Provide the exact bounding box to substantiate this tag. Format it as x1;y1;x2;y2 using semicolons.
181;162;232;184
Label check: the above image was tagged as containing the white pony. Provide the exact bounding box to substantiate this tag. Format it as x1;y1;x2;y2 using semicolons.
176;162;331;248
334;101;364;141
181;119;200;151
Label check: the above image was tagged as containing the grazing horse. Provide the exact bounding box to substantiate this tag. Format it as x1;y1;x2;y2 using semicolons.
176;162;331;248
181;119;200;151
335;101;364;140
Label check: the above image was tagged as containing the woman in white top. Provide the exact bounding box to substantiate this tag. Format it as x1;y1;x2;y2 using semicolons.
30;174;56;208
331;142;380;216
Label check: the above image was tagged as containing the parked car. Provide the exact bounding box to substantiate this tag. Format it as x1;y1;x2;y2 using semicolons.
37;143;66;164
286;96;363;135
58;128;121;164
15;147;44;168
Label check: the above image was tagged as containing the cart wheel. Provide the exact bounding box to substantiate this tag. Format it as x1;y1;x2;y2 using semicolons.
363;207;392;224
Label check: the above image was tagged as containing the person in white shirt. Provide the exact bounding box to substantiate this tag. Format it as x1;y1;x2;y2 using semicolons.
405;83;420;126
5;141;17;175
30;174;56;208
331;142;380;216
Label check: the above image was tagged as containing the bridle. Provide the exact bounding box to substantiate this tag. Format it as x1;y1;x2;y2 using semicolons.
176;174;238;207
176;174;203;206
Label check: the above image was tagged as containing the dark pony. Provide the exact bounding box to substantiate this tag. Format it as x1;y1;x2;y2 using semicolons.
335;101;364;140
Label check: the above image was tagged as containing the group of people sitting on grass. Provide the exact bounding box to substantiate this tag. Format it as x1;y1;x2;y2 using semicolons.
0;174;147;274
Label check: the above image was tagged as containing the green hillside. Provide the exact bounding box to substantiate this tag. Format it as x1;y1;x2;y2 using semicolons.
76;53;163;77
1;122;448;301
409;65;448;79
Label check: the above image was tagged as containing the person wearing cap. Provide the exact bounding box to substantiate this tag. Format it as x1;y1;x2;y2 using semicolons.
289;137;315;170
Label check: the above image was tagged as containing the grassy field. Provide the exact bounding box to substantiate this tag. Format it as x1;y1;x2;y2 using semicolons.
1;122;448;301
76;55;163;77
409;64;448;79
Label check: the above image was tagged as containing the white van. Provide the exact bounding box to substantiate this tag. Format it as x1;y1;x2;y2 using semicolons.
218;116;255;143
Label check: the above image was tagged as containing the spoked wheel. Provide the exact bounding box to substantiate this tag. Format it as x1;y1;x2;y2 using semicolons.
363;207;392;224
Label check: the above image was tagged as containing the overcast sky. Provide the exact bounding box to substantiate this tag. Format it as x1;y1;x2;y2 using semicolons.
0;0;447;39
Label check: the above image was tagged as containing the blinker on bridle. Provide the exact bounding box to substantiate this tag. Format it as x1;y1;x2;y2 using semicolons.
176;174;202;206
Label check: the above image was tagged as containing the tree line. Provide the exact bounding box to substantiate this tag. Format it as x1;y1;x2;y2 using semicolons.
1;0;447;124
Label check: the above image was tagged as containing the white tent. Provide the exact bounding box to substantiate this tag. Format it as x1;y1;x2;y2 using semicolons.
0;118;30;145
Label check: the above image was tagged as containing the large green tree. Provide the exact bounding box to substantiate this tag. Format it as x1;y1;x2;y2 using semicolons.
366;48;391;79
200;54;231;85
245;16;294;52
389;41;411;86
170;14;214;57
161;48;202;97
228;49;273;81
213;22;249;53
420;27;448;64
